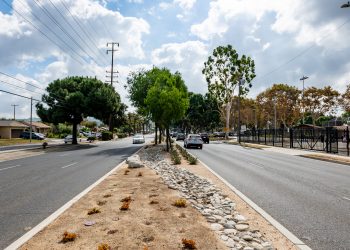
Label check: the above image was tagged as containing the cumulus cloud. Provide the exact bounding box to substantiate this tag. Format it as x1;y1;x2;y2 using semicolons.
151;41;208;93
174;0;197;10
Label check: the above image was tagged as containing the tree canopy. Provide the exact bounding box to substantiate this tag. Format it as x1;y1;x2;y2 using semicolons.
37;76;121;144
202;45;256;134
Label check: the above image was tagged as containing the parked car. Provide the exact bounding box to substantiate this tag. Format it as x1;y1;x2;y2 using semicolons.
213;131;225;137
184;134;203;149
19;131;45;140
200;133;209;143
171;132;178;138
64;135;73;144
132;134;145;144
176;133;185;141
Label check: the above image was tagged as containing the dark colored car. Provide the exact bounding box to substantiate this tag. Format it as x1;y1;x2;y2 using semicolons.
176;133;185;141
200;133;209;143
184;134;203;149
213;131;225;137
171;132;178;138
19;131;45;140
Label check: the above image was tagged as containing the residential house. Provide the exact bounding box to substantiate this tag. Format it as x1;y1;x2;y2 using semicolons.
0;120;29;139
21;121;51;134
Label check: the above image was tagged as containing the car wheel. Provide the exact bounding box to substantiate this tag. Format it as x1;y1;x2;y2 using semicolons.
200;145;203;149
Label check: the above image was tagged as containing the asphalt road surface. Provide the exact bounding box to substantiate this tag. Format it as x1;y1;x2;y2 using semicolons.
185;142;350;250
0;135;151;249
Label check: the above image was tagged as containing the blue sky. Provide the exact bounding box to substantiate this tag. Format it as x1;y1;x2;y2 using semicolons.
0;0;350;119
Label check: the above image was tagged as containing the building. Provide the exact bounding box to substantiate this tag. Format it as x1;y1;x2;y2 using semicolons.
21;121;51;134
0;120;29;139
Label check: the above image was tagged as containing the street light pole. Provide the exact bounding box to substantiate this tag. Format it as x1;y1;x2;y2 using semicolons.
300;76;308;124
238;78;242;143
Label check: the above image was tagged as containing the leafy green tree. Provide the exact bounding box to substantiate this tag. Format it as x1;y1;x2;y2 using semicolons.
202;45;256;137
145;69;189;151
37;76;121;144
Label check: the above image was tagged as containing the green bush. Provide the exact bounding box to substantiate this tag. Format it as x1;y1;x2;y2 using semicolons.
187;155;198;165
101;131;113;141
87;136;96;142
170;149;181;165
116;132;127;138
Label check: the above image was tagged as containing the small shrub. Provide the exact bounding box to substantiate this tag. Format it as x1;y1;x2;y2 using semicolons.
97;200;107;206
182;238;197;249
187;155;197;165
149;200;159;205
87;207;101;215
98;243;111;250
170;149;181;165
124;169;130;175
87;136;96;142
120;201;130;210
61;231;77;243
116;132;127;138
173;199;187;208
137;172;143;177
103;194;112;198
120;196;131;202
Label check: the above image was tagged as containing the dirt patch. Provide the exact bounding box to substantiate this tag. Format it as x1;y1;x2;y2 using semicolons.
301;154;350;166
20;163;226;250
171;146;297;250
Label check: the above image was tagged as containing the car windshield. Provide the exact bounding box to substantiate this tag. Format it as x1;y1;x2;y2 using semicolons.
189;135;201;139
134;134;143;138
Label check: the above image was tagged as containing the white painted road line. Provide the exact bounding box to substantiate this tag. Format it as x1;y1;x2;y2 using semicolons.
59;153;70;157
0;165;21;172
61;162;78;169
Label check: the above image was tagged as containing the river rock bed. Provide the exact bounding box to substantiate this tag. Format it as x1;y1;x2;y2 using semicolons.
140;146;274;250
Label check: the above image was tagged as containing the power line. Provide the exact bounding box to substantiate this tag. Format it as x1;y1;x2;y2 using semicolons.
0;79;44;96
0;71;45;91
0;89;41;102
58;0;109;66
255;17;350;82
32;0;98;65
1;0;89;68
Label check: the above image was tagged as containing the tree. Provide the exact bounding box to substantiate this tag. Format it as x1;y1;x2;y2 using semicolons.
145;69;189;151
256;84;301;128
37;76;121;144
340;84;350;113
202;45;256;137
303;86;339;125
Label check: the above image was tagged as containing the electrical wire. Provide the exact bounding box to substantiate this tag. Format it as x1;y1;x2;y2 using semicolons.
0;80;44;96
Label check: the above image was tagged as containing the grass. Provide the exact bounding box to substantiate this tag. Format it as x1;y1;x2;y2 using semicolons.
0;138;46;146
97;243;111;250
61;231;77;243
182;238;197;249
170;148;181;165
87;207;101;215
173;198;187;208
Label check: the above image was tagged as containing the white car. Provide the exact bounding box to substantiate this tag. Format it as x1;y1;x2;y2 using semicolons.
184;134;203;149
132;134;145;144
64;135;73;144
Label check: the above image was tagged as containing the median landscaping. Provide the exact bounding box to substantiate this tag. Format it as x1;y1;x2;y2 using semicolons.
19;144;297;250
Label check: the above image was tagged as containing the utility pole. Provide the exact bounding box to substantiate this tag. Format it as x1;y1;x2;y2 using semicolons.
106;42;119;132
30;97;32;143
300;76;308;124
274;97;277;129
11;104;18;120
106;42;119;85
238;78;244;143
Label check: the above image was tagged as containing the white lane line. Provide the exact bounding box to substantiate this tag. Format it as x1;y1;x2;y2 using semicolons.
0;165;21;172
61;162;78;169
59;153;70;157
343;196;350;201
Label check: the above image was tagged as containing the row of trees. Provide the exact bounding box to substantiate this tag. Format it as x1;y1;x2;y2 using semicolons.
233;83;349;130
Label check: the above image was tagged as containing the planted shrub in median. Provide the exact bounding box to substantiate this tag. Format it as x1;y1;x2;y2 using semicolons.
170;148;181;165
175;144;198;165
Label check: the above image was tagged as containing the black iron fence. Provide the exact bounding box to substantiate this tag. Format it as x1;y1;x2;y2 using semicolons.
240;127;350;156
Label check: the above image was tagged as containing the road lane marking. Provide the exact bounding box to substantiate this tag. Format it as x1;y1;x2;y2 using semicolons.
61;162;78;169
0;165;21;172
343;196;350;201
59;153;70;157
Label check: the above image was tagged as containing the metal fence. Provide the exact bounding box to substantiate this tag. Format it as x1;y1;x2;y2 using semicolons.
240;127;350;156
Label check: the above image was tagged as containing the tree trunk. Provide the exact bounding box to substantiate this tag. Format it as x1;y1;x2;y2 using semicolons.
159;128;162;144
155;124;158;145
166;127;171;152
72;122;78;144
225;101;232;140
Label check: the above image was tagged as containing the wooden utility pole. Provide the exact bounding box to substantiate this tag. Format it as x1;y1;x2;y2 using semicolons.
11;104;18;120
106;42;119;131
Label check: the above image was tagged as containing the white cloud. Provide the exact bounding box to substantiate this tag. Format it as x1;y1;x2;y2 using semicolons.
262;42;270;51
128;0;143;3
174;0;196;10
151;41;208;93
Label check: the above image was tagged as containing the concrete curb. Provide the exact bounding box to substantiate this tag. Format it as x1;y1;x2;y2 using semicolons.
179;144;312;250
4;157;132;250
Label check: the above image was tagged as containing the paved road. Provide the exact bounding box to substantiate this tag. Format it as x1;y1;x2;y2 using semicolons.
186;142;350;250
0;136;151;249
